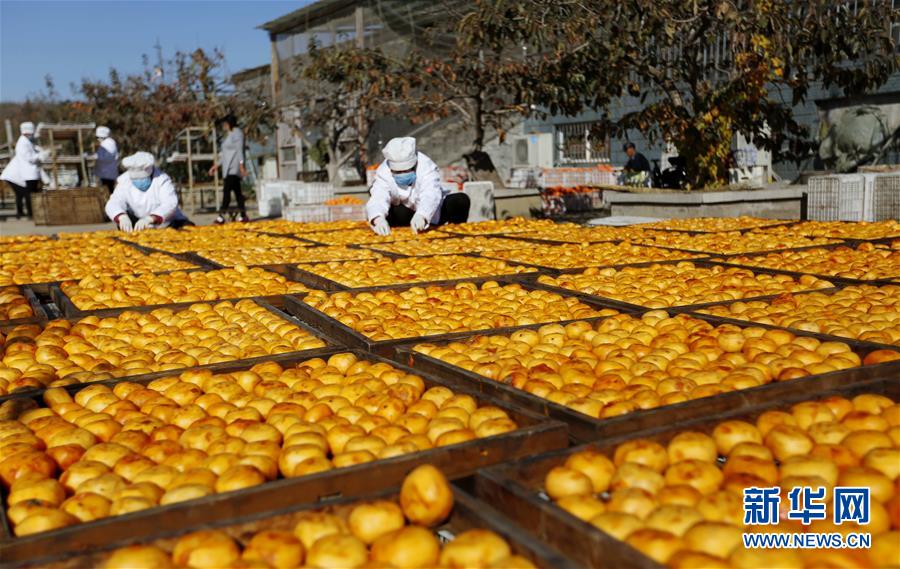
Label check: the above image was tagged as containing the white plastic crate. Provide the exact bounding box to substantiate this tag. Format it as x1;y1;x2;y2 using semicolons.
462;181;496;222
587;169;618;186
507;167;541;189
328;204;366;221
290;182;334;205
807;175;872;221
283;204;331;223
256;180;290;217
873;174;900;221
539;167;618;189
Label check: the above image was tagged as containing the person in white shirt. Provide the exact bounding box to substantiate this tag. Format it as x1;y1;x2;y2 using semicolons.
92;126;119;195
106;151;192;232
0;122;43;218
366;137;470;236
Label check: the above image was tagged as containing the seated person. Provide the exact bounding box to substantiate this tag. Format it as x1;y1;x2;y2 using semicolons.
366;137;469;236
106;151;192;232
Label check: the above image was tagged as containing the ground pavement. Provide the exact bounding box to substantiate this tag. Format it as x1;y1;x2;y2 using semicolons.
0;212;225;236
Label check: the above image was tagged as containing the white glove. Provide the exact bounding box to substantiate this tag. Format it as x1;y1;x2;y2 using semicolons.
134;216;156;231
371;216;391;236
117;215;134;233
410;212;429;234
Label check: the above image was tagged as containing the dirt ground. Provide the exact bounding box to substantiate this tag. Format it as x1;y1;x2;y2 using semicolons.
0;212;227;237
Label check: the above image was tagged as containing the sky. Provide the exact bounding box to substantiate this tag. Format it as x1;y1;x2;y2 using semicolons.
0;0;314;102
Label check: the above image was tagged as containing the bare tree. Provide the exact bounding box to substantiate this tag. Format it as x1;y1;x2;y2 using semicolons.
282;42;407;183
71;48;273;158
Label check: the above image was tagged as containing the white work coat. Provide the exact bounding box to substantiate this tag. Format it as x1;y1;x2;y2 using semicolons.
0;135;42;186
94;137;119;180
366;152;447;225
105;169;187;227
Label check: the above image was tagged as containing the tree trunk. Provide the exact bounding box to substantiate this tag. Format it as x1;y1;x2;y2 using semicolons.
326;133;342;183
466;95;503;185
355;113;368;182
472;95;485;151
326;159;341;184
326;141;358;185
464;150;504;187
676;131;733;189
355;5;366;181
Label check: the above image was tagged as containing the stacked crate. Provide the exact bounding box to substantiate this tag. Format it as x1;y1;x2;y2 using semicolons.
807;172;900;221
277;182;368;222
255;180;293;217
873;174;900;221
281;182;336;222
807;174;871;221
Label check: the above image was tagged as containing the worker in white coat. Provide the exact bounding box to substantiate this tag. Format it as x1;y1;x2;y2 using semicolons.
366;137;470;236
106;151;192;232
0;122;44;218
92;126;119;195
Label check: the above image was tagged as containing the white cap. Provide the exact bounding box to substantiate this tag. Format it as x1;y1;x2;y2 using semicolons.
20;122;35;135
96;126;110;139
122;151;155;179
383;137;417;171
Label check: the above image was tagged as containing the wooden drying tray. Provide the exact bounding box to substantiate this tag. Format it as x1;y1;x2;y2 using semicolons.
49;265;311;319
0;299;335;405
519;258;851;314
22;486;576;569
397;309;900;443
0;349;567;564
280;277;638;357
475;376;900;569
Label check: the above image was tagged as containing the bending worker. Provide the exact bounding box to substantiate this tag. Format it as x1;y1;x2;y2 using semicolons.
366;137;469;236
106;151;192;232
0;122;44;219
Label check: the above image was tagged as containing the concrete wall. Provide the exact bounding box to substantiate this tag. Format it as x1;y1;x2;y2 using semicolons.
605;188;804;220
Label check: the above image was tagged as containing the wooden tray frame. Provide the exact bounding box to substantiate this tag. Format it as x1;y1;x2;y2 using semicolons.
0;349;568;564
475;376;900;569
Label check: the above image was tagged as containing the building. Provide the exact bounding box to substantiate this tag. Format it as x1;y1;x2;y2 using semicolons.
260;0;900;185
260;0;474;183
230;63;279;179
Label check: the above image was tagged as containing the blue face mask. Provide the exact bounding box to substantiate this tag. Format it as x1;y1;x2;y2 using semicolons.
393;172;416;188
132;177;152;192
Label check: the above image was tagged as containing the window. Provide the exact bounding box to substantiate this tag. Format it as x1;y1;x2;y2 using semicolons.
556;121;611;164
892;0;900;52
280;146;296;163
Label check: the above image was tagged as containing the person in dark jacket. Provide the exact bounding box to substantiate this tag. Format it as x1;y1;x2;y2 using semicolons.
623;142;651;174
